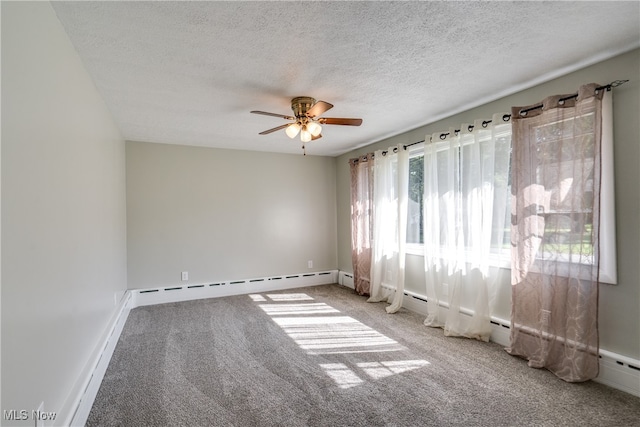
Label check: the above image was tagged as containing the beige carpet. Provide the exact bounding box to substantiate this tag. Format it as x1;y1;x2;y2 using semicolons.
88;284;640;426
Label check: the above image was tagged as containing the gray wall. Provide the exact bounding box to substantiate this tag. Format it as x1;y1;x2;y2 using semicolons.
336;49;640;360
1;2;128;423
126;141;337;288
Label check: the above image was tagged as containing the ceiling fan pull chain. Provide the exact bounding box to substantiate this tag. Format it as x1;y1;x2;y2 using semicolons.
302;143;306;156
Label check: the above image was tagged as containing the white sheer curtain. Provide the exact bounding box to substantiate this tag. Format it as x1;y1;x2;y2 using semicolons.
368;144;409;314
423;114;511;341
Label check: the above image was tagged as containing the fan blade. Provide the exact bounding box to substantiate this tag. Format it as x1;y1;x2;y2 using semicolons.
311;133;323;141
259;123;290;135
251;110;295;120
320;117;363;126
306;101;333;118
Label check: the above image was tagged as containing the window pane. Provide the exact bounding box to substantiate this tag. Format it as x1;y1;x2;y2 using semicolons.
533;113;596;263
407;155;423;244
418;127;512;263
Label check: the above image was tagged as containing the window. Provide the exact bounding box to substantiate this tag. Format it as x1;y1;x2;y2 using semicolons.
524;92;616;283
405;117;512;267
404;93;615;284
533;116;597;263
511;88;616;284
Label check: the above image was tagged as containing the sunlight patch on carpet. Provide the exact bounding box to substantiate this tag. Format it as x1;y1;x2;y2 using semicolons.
254;293;407;355
265;315;404;354
267;293;315;302
357;360;430;379
319;360;431;389
253;292;430;389
320;363;364;389
259;303;340;316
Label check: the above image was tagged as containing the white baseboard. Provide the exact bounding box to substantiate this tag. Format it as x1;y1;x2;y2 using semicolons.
132;270;338;307
338;270;354;289
65;292;133;426
65;270;338;425
596;349;640;397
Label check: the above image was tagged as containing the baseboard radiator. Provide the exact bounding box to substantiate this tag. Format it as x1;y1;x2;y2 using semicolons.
338;270;355;289
133;270;338;307
68;270;338;426
64;292;133;427
338;270;640;398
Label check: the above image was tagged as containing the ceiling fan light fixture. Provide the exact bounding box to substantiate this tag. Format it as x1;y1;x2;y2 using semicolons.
307;121;322;137
300;126;312;143
285;122;301;139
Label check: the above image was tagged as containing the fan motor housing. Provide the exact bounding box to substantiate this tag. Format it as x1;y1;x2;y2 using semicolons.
291;96;316;118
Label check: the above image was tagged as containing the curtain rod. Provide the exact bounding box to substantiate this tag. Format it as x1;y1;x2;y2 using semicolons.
351;79;628;162
403;114;511;149
402;79;628;149
517;79;628;116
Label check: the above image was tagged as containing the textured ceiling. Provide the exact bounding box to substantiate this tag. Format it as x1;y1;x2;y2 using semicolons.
51;1;640;157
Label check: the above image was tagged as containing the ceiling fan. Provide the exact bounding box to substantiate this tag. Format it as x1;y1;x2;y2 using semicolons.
251;97;362;155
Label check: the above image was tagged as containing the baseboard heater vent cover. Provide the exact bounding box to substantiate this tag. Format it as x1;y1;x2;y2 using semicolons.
132;270;338;307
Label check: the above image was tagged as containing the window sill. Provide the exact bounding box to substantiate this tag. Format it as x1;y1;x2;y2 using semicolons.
404;244;511;269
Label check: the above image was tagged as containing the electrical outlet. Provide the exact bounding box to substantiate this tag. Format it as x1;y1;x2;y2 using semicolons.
308;260;313;269
181;271;189;281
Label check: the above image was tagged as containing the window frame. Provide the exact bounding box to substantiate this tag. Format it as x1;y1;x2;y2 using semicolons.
598;91;617;284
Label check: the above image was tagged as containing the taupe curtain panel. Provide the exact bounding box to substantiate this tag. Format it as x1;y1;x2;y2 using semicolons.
508;83;604;382
349;154;374;296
